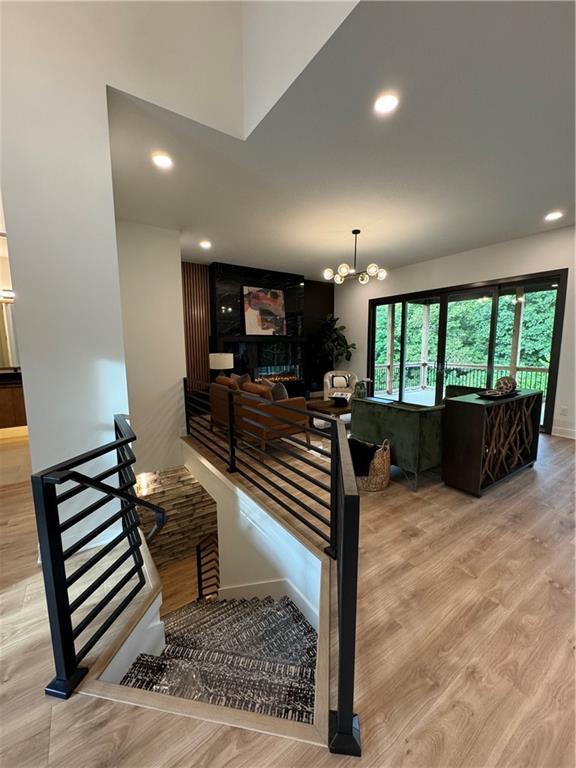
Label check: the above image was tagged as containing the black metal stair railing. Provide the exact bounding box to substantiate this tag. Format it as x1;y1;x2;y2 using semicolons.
195;534;219;600
32;414;166;699
183;377;362;756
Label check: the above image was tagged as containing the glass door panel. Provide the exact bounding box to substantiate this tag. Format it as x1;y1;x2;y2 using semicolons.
493;289;516;374
402;298;440;405
373;302;402;400
444;291;492;395
494;282;557;425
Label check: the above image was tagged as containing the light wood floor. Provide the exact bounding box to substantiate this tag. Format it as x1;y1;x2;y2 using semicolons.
158;553;199;616
0;434;574;767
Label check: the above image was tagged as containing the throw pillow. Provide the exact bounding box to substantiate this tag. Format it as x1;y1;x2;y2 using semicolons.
230;372;251;389
242;382;273;400
215;376;239;390
332;374;349;389
262;378;289;401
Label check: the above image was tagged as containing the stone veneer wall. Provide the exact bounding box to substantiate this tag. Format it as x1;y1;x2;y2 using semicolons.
136;466;217;567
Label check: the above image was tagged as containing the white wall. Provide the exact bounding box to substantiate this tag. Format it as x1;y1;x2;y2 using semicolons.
116;221;186;473
335;228;575;437
1;1;354;474
1;3;245;472
242;1;356;136
0;236;11;289
101;594;165;684
182;440;323;627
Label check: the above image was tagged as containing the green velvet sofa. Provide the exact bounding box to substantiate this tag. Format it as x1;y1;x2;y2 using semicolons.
350;397;444;487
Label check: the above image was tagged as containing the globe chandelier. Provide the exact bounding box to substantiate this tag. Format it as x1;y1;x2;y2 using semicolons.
323;229;387;285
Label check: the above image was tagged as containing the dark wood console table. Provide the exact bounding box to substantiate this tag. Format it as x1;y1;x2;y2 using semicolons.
442;390;542;496
0;369;27;429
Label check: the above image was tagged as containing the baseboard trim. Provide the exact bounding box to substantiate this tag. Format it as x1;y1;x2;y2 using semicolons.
551;426;576;439
218;578;319;630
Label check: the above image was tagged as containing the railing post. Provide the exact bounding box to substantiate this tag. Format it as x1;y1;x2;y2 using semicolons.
183;378;191;435
31;476;88;698
325;419;339;559
227;390;237;473
329;491;361;757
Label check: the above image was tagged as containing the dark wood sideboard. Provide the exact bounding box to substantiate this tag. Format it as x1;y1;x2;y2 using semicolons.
442;390;542;496
0;369;27;428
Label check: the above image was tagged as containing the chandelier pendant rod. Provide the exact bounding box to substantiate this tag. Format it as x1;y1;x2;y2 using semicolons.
352;228;360;275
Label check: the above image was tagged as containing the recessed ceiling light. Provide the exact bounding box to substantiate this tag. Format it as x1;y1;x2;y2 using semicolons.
151;151;173;170
544;210;563;222
374;92;400;116
199;240;212;250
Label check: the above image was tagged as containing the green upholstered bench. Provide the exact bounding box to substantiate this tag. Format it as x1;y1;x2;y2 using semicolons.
350;397;444;488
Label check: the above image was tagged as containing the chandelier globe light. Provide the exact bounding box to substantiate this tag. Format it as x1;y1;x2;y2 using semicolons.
366;263;379;277
323;229;387;286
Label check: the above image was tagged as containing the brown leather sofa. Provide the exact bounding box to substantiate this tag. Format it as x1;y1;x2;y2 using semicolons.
210;377;309;449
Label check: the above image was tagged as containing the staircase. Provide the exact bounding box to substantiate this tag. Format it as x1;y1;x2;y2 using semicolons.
120;595;317;723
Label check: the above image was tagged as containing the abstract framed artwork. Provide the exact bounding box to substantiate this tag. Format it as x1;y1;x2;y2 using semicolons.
243;286;287;335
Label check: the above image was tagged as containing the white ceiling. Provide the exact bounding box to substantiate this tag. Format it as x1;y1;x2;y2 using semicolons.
109;1;574;279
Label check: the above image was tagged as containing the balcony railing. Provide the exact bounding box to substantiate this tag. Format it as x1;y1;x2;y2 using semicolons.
373;362;549;395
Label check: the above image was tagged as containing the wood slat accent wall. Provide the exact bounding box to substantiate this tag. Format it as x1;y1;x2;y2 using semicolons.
182;262;211;383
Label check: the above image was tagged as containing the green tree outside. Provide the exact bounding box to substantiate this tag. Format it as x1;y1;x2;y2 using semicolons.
374;289;556;392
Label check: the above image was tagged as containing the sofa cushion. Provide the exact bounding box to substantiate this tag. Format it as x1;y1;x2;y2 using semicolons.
215;376;239;390
332;374;349;389
242;381;274;401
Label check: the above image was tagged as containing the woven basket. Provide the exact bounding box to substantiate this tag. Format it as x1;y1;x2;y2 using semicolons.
357;439;390;492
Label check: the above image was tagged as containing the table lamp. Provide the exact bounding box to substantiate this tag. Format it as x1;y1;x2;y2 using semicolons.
209;352;234;378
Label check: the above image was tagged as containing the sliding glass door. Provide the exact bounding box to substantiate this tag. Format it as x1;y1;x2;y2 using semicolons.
373;302;402;400
402;298;441;405
493;283;557;424
443;290;493;395
367;270;567;433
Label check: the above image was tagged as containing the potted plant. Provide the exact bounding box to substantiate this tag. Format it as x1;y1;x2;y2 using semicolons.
317;315;357;366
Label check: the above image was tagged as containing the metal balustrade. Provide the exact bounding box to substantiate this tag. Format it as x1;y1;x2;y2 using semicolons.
183;377;362;756
32;414;166;699
195;534;220;600
373;361;549;396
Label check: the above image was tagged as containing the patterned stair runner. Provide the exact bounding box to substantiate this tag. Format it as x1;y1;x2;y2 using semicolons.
120;596;317;723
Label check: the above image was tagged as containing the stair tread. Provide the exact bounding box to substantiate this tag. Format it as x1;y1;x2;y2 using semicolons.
165;597;278;648
120;651;314;723
164;598;264;642
164;597;316;664
163;598;251;635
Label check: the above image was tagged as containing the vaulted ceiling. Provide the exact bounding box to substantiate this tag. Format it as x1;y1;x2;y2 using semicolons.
109;1;574;279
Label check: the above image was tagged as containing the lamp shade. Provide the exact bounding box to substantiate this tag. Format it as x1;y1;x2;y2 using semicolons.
209;352;234;371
